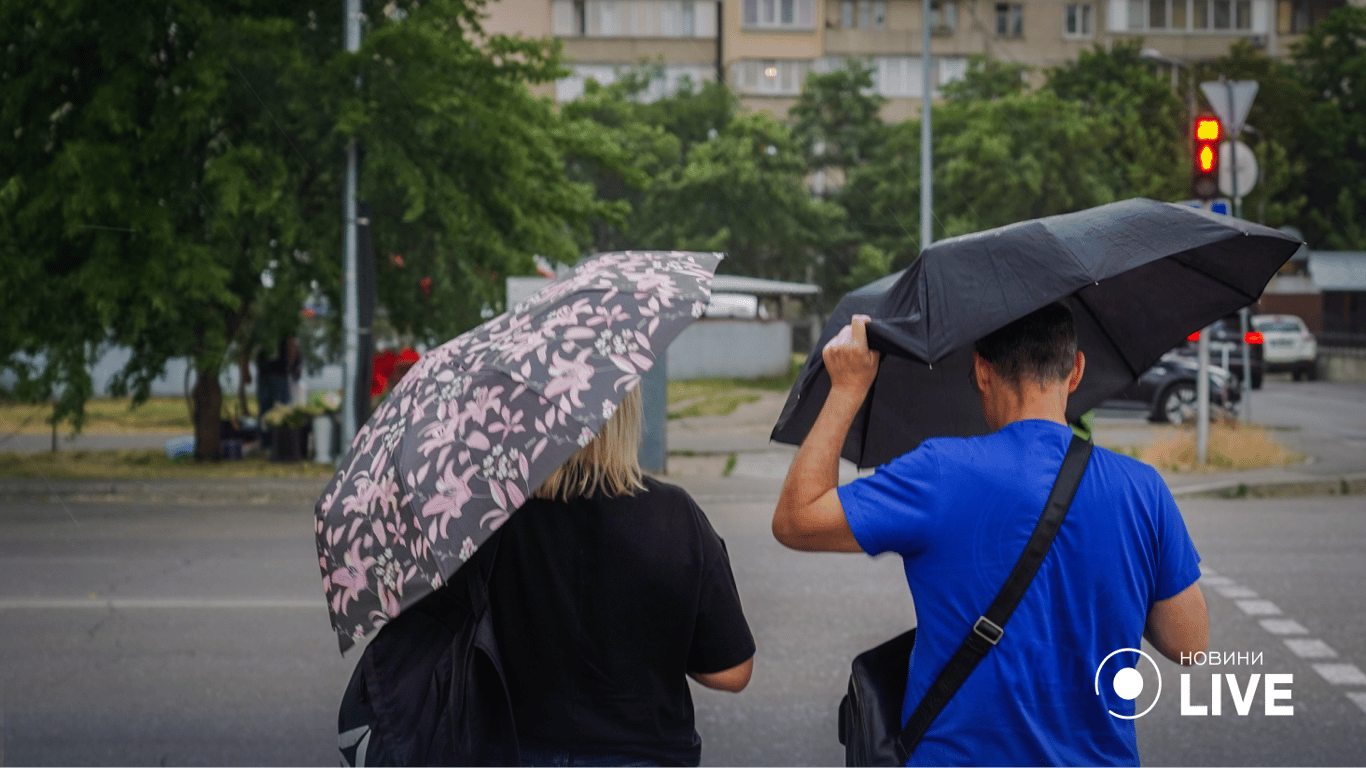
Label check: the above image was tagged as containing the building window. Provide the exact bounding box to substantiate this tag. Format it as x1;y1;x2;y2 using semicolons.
558;63;715;102
1064;3;1093;35
1149;0;1167;27
872;57;924;97
1131;0;1252;30
743;0;815;28
1281;0;1345;33
733;59;815;94
995;2;1023;36
553;1;717;38
1193;0;1208;27
839;0;885;28
931;0;958;33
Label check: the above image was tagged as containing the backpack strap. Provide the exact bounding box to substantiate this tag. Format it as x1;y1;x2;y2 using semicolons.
895;435;1093;762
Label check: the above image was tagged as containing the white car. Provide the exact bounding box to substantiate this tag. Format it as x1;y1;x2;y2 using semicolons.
1252;314;1317;380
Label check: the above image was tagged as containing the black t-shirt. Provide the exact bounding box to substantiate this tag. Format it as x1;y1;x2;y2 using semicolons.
487;476;755;766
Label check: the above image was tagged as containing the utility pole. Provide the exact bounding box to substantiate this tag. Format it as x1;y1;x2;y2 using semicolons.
920;0;933;250
341;0;362;455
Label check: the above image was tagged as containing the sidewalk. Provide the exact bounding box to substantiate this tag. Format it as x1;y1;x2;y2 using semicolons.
665;390;1366;500
3;389;1362;503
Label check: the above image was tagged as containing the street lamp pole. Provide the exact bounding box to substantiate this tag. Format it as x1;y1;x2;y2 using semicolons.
920;0;933;250
341;0;362;455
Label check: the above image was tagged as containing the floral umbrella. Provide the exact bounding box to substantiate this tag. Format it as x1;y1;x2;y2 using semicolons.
316;251;723;652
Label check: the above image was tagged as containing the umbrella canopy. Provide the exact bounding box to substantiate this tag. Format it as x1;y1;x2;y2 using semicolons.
317;251;723;652
772;198;1302;468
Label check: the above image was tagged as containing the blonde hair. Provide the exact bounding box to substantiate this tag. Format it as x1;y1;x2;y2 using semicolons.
534;386;646;501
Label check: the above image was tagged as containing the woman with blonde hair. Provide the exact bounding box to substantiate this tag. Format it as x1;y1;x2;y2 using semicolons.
488;385;756;767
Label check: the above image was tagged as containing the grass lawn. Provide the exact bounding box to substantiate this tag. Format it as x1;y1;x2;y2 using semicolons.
666;354;804;419
0;396;197;434
0;448;335;480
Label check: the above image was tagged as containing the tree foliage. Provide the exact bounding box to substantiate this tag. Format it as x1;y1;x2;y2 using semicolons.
1290;4;1366;249
0;0;617;458
1045;39;1187;202
940;55;1029;102
790;59;887;172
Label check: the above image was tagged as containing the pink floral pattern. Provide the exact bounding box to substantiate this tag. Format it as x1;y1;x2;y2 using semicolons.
315;251;722;652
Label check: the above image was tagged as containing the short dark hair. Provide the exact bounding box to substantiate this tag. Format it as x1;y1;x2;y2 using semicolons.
973;301;1077;386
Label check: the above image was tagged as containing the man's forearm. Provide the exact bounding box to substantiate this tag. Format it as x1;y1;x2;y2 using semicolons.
774;387;865;528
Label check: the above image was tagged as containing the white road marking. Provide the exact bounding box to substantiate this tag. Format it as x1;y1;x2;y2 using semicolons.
1313;663;1366;686
1200;566;1220;576
0;597;320;610
1260;619;1310;635
1204;571;1366;719
1235;599;1282;616
1348;692;1366;715
1284;639;1338;659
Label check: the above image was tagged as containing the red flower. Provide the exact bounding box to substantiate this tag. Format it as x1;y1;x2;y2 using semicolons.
370;370;387;397
374;350;399;380
420;277;432;296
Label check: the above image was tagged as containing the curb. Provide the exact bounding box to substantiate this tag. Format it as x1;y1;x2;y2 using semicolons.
0;477;328;506
1168;473;1366;499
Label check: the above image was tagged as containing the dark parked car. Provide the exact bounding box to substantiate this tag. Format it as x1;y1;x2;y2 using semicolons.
1183;317;1264;389
1102;353;1241;425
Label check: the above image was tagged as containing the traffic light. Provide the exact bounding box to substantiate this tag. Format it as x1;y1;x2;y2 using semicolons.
1192;116;1221;199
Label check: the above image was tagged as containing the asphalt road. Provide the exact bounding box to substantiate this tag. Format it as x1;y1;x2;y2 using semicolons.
2;481;1363;766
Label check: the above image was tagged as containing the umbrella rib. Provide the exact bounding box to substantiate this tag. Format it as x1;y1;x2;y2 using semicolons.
1072;291;1142;380
1166;252;1261;305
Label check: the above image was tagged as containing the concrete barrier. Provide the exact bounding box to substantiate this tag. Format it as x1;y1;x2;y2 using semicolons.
1318;346;1366;383
667;319;792;380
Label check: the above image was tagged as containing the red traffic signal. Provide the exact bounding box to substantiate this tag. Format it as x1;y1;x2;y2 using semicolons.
1192;116;1221;199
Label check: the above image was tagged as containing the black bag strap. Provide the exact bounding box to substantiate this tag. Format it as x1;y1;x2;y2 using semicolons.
894;435;1093;762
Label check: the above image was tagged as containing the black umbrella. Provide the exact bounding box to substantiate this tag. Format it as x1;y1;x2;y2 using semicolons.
771;198;1302;468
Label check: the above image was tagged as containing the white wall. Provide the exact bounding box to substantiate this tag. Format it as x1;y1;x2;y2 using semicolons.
666;319;792;379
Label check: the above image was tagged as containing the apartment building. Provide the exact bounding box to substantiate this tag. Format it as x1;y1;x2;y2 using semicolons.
483;0;1357;119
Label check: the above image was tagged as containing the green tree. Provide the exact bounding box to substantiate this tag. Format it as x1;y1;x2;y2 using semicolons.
638;112;844;282
0;0;617;459
1208;40;1310;228
789;59;887;173
838;86;1116;267
559;69;733;253
941;55;1030;102
1291;4;1366;249
1045;39;1187;202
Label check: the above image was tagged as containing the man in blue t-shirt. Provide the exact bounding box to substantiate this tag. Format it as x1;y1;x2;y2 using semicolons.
772;303;1209;766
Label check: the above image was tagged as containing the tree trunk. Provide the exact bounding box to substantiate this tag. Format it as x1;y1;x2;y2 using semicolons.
192;366;223;462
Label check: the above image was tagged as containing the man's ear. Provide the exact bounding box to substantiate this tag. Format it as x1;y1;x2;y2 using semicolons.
972;352;991;392
1067;350;1085;394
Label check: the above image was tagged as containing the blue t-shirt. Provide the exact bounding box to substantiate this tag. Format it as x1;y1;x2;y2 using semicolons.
838;420;1201;766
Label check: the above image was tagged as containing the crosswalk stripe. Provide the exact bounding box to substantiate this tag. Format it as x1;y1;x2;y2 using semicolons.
1260;618;1310;635
1235;599;1281;616
1216;585;1259;599
1313;663;1366;686
1347;692;1366;715
1284;639;1338;659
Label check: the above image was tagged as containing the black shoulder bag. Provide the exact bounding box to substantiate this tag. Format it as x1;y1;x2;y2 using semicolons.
837;436;1093;766
337;535;519;767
